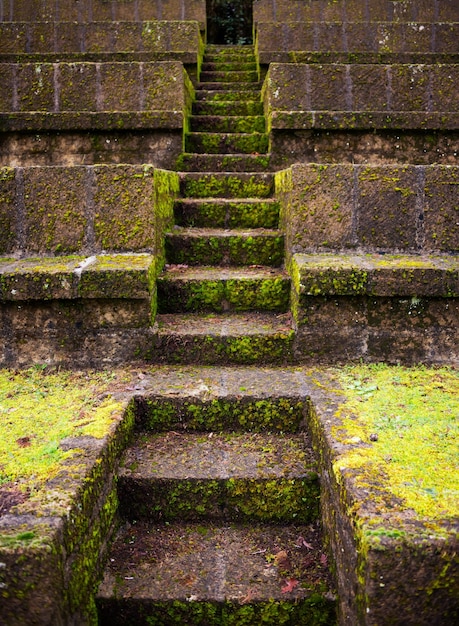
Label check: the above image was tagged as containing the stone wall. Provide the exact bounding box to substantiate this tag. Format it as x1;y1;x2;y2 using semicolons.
0;164;179;256
276;164;459;256
0;20;203;61
256;22;459;63
0;0;206;25
253;0;459;24
0;60;194;166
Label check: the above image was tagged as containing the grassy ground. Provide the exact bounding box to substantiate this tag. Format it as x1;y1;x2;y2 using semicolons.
0;367;130;511
333;364;459;521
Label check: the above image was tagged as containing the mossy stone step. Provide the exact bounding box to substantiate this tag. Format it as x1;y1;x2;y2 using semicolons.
195;90;262;102
97;522;336;625
157;266;290;313
153;312;294;365
185;132;269;154
177;153;272;173
180;172;273;199
117;432;318;522
173;198;279;229
200;70;259;83
190;115;265;134
201;61;257;72
165;227;284;267
197;81;262;91
193;100;264;116
132;367;307;432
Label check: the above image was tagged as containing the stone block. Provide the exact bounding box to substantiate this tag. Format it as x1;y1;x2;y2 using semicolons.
284;164;354;251
0;167;17;255
402;22;433;53
309;65;347;111
430;65;459;113
350;65;388;111
169;21;201;52
0;24;27;53
22;166;88;254
345;23;377;52
85;23;113;52
368;257;447;297
54;22;82;53
16;63;55;112
110;0;139;21
99;63;141;110
293;296;367;362
88;0;114;21
59;63;98;111
423;166;459;252
435;23;459;53
0;257;80;300
143;62;183;110
317;23;345;53
27;22;54;53
78;254;154;299
111;22;143;52
357;166;419;250
93;165;155;251
436;0;459;21
390;65;429;112
0;65;15;111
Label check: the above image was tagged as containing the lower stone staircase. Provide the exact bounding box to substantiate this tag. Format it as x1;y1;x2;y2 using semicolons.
154;44;294;365
97;46;336;624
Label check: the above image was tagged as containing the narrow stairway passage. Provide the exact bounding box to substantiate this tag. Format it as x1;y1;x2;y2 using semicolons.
154;44;294;366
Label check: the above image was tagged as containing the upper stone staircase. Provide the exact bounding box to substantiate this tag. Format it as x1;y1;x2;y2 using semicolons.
154;44;294;365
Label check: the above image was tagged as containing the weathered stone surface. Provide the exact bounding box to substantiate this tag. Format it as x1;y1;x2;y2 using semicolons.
0;167;17;255
357;165;420;250
277;164;355;254
93;165;156;252
277;164;459;254
22;165;88;254
1;0;206;24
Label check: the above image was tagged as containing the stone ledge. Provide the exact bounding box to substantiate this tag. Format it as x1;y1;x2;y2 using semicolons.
0;254;156;301
291;253;459;297
0;111;184;131
270;111;459;131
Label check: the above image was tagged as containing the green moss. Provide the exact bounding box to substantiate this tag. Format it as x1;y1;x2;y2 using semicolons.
333;364;459;521
0;368;127;491
140;397;306;434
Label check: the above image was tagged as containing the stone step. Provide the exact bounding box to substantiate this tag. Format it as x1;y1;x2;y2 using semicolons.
201;61;257;72
97;522;336;625
177;153;272;173
130;365;307;432
165;227;284;267
200;70;259;83
180;172;273;199
195;90;262;102
185;132;269;154
189;115;266;134
196;81;262;91
173;198;279;229
153;312;294;365
193;100;264;116
156;267;290;314
117;432;318;522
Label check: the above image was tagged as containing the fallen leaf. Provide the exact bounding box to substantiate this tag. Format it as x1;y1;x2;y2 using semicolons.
16;436;31;447
320;553;328;567
274;550;291;571
296;536;314;550
281;578;299;593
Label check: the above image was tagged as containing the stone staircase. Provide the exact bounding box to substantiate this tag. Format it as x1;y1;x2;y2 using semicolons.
154;45;294;365
96;46;336;624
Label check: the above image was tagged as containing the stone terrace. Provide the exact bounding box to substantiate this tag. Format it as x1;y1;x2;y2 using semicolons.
0;1;458;625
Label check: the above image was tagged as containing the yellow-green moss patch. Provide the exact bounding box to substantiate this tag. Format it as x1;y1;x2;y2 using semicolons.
0;367;128;493
333;364;459;521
